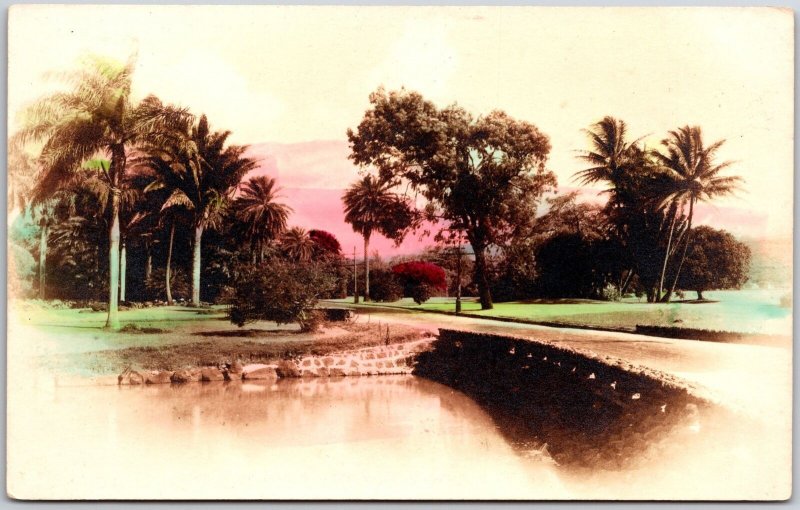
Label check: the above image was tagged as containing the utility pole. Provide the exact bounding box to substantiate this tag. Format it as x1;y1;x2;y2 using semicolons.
455;244;463;314
353;246;359;304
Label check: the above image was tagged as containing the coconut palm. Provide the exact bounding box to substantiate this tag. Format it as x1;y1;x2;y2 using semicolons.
18;55;190;328
235;175;292;263
655;126;741;301
141;114;257;305
342;175;413;301
575;116;645;206
280;227;315;262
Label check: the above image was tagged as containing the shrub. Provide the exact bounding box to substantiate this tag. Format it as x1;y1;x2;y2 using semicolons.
369;268;403;302
228;260;336;332
392;261;447;291
410;283;433;305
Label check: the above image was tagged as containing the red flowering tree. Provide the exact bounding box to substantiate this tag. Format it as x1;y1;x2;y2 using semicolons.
392;261;447;303
309;229;342;257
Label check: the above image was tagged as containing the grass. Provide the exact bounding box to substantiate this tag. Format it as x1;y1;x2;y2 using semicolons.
11;301;424;376
327;288;792;336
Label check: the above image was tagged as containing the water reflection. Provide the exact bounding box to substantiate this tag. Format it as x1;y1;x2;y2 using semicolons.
9;376;567;499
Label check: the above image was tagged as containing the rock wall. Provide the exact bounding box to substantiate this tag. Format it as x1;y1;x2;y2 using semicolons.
118;337;435;385
413;329;710;472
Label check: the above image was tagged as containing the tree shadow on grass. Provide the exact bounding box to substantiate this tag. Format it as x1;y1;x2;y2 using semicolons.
192;328;299;338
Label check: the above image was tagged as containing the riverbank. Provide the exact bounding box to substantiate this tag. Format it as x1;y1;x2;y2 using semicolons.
327;288;792;340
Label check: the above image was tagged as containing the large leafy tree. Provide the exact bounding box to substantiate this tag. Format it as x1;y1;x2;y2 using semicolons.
18;55;190;328
142;114;257;305
342;174;415;301
678;226;750;300
234;175;291;263
655;126;741;301
348;88;556;309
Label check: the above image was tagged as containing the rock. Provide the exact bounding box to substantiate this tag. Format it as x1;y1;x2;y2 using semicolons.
200;367;225;382
329;368;346;377
118;368;144;385
242;364;278;380
229;360;244;374
223;369;241;381
315;367;330;377
144;371;173;384
171;369;201;383
275;360;301;378
322;357;335;367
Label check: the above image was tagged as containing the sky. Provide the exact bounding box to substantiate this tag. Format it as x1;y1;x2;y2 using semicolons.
8;6;794;255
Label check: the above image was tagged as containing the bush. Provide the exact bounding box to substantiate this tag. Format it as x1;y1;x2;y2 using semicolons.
392;261;447;290
369;268;403;302
145;267;191;303
410;283;433;305
228;260;336;332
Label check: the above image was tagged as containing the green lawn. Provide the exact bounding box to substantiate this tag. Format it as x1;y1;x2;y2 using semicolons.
329;288;792;336
10;302;423;376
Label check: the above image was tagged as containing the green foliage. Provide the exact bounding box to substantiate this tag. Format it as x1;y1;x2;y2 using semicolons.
228;260;336;332
9;243;36;296
410;283;433;305
678;226;751;299
348;88;556;310
368;269;403;302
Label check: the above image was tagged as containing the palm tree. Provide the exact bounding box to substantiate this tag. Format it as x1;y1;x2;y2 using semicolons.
655;126;741;301
142;114;257;305
280;227;315;262
234;176;292;263
18;55;190;329
575;116;644;206
32;199;57;299
342;175;412;301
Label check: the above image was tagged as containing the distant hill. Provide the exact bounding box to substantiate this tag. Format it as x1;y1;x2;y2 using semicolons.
742;237;793;289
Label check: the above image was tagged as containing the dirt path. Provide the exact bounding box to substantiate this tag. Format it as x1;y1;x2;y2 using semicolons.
342;304;792;425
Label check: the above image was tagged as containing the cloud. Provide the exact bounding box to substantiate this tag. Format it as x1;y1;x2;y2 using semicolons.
134;51;284;144
367;18;458;102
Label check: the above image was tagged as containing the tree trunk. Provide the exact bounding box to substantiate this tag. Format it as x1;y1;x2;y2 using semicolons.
455;246;462;314
192;223;204;306
472;245;493;310
363;234;370;301
657;209;678;300
38;223;48;300
697;290;704;300
104;190;121;330
166;222;175;306
119;241;127;303
352;245;359;304
664;198;694;303
145;247;152;284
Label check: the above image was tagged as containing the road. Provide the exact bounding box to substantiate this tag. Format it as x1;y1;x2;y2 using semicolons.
331;302;792;426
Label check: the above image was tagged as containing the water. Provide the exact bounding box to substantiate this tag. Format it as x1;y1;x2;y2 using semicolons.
7;376;569;500
8;372;788;500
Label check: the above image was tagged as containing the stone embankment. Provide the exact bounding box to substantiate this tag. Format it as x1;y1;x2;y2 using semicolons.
118;336;435;385
413;329;712;471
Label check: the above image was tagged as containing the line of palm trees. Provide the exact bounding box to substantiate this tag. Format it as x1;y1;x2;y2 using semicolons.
14;56;293;329
576;116;741;302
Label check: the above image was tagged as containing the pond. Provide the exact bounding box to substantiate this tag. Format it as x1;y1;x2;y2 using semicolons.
8;376;566;499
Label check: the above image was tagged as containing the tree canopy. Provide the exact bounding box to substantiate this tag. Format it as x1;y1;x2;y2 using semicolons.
348;88;557;309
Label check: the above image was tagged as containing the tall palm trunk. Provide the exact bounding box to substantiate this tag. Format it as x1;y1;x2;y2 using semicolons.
166;222;175;306
145;246;152;284
363;233;370;301
664;198;694;302
119;240;127;302
472;245;493;310
657;207;678;300
192;222;204;306
105;189;121;330
38;223;48;300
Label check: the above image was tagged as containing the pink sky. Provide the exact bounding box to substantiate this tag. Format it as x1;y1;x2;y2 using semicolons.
245;140;774;258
